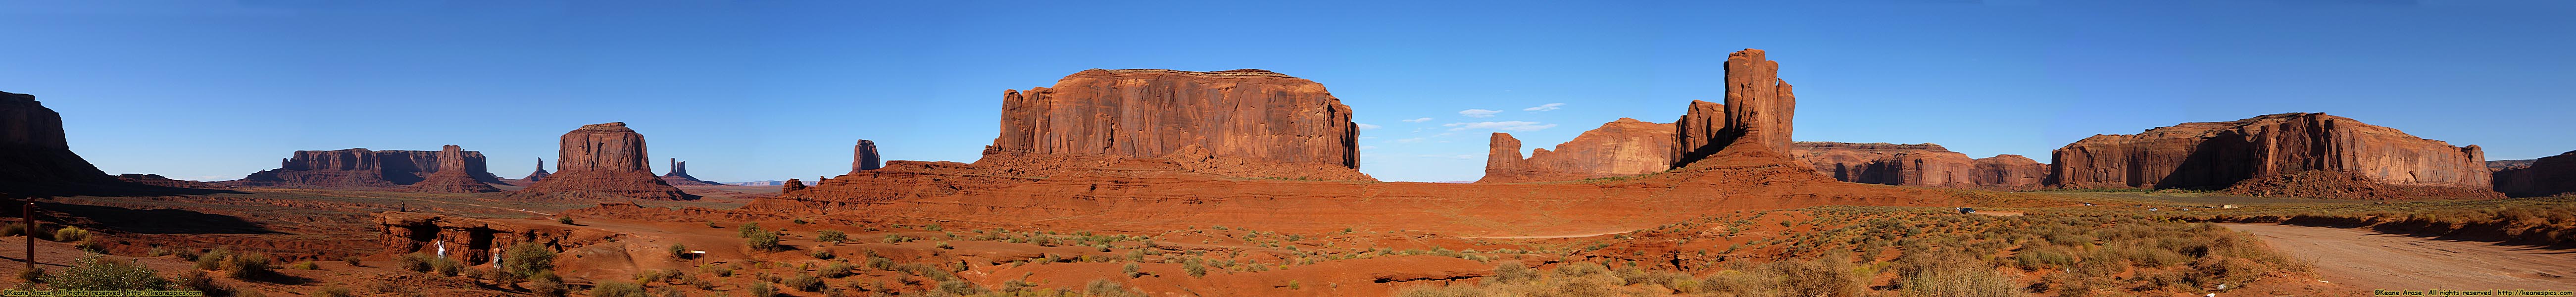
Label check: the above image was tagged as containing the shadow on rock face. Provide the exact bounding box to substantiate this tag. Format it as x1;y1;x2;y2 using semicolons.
34;201;281;235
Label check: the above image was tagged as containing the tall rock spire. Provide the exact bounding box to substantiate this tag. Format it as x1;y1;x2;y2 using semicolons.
852;140;882;174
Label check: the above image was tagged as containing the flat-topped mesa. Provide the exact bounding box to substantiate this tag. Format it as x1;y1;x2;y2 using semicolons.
508;122;694;200
2493;150;2576;197
224;146;505;192
1787;142;2047;190
659;158;725;186
852;140;881;174
0;91;131;196
2050;112;2494;196
404;145;503;193
1481;118;1678;183
983;68;1371;181
1970;154;2048;190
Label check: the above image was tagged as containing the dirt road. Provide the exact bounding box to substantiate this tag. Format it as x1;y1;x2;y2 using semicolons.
2222;223;2576;291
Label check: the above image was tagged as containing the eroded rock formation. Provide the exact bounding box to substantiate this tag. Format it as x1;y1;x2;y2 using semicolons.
508;122;694;200
2493;150;2576;197
2049;113;2493;196
0;91;133;196
988;69;1370;181
1790;142;1971;187
115;174;232;190
853;140;882;174
375;212;612;265
1670;100;1729;168
1722;49;1796;154
1970;154;2048;190
404;145;504;193
520;158;550;183
224;146;505;192
1481;118;1677;183
659;158;725;186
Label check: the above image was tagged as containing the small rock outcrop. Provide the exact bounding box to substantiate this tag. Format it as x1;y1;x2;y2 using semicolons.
508;122;694;200
404;145;504;193
2493;150;2576;197
0;91;134;196
375;212;609;265
1481;118;1677;183
520;158;550;183
1970;154;2048;190
2049;113;2493;197
853;140;882;174
987;69;1371;181
224;146;506;192
1786;142;2047;190
780;178;806;192
659;158;725;186
1669;100;1728;169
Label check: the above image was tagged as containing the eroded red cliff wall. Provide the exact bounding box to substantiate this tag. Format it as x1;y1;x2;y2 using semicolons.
2049;113;2491;194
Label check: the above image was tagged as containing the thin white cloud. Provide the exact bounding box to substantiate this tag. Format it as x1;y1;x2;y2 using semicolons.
1442;121;1556;132
1356;123;1382;130
1523;103;1565;111
1458;109;1502;118
1391;138;1427;143
1402;117;1435;122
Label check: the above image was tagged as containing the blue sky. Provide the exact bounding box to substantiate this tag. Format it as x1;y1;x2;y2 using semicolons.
3;0;2570;183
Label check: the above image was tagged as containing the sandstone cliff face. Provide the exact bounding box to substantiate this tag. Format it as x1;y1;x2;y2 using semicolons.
1970;154;2047;190
853;140;882;174
658;158;725;186
1481;118;1678;183
2049;113;2491;194
987;69;1370;181
224;146;504;192
1670;100;1729;168
1787;142;2047;190
405;145;503;193
0;91;128;196
1722;50;1796;154
508;122;694;200
375;212;612;265
2494;150;2576;197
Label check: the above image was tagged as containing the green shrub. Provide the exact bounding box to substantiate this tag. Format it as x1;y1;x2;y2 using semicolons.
555;217;573;225
221;252;272;279
290;261;319;270
864;256;895;271
13;268;41;284
193;248;233;270
341;255;362;266
1122;262;1143;278
737;223;764;238
667;243;689;258
313;286;353;297
396;252;433;272
51;227;90;243
529;274;567;297
935;241;953;249
504;244;557;277
43;255;172;290
820;262;855;278
809;249;835;259
432;257;462;276
1493;262;1537;284
1183;260;1207;277
786;273;824;292
0;223;24;237
591;281;646;297
816;230;848;243
1899;264;2025;297
747;282;776;297
747;230;783;251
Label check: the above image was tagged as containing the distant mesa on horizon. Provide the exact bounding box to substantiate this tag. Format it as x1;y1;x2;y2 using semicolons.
508;122;696;200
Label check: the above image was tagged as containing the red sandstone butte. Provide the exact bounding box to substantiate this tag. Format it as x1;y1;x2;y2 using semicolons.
1786;142;2047;191
1481;118;1677;183
508;122;694;200
0;91;130;196
224;146;505;192
1722;49;1795;154
853;140;882;174
404;145;503;193
519;158;550;184
2493;150;2576;197
1670;100;1729;168
1970;154;2047;190
2049;113;2492;194
659;158;726;186
989;69;1371;181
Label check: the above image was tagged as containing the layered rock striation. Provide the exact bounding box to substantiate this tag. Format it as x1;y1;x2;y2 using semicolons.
2049;113;2492;195
987;69;1370;181
1721;49;1796;154
508;122;694;200
1481;118;1677;183
2493;150;2576;198
224;146;505;192
659;158;725;186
